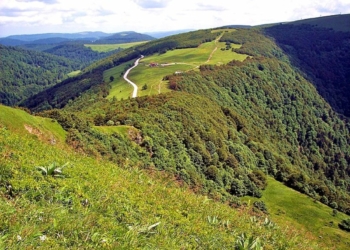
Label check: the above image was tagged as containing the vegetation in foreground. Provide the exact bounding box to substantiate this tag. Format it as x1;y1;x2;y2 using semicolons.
243;178;350;249
0;105;320;249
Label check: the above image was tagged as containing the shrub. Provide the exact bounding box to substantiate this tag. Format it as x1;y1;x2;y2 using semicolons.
338;218;350;232
253;201;268;214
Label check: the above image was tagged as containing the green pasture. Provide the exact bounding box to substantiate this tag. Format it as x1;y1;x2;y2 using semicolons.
243;177;350;249
104;62;134;100
85;41;149;52
0;104;66;142
105;35;248;100
67;70;81;77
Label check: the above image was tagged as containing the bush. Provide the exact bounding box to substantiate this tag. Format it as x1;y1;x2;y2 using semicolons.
338;218;350;232
253;201;268;214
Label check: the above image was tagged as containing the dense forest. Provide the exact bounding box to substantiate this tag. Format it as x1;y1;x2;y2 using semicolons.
264;23;350;117
26;27;349;215
43;43;122;67
0;43;122;106
0;45;80;106
94;31;155;44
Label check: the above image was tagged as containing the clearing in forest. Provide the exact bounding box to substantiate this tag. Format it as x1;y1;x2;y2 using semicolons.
85;41;149;52
106;30;248;99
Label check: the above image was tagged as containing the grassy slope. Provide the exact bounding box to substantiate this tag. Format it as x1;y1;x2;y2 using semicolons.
106;30;248;100
243;178;350;249
85;41;149;52
0;105;66;142
0;105;320;249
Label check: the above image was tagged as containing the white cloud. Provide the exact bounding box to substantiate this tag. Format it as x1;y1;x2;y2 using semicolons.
0;0;348;36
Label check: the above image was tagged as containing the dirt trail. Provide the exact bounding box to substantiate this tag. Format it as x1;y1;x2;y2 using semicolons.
206;32;224;63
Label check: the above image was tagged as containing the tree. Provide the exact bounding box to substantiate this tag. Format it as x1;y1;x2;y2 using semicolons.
110;76;114;82
142;84;148;90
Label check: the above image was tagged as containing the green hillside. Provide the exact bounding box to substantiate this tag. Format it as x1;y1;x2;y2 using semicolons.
93;31;155;44
265;14;350;117
290;14;350;32
3;15;350;248
0;45;81;106
0;105;321;249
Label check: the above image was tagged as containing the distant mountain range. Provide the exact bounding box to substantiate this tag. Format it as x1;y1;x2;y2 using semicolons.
0;31;155;46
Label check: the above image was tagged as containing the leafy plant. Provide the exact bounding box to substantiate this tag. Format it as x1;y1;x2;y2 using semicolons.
235;233;263;250
36;162;69;177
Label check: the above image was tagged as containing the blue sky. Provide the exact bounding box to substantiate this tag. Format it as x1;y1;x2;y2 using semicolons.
0;0;349;37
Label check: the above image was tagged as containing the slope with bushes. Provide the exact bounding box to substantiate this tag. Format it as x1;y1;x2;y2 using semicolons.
0;105;321;249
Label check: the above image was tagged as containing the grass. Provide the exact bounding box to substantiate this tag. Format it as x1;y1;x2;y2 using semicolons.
85;41;149;52
103;62;134;100
243;177;350;249
0;106;320;249
67;70;81;77
0;105;66;143
106;33;248;100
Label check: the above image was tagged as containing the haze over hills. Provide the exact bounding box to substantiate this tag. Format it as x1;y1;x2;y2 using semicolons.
0;31;155;47
1;13;350;249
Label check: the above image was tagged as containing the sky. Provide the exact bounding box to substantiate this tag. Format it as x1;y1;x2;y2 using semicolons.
0;0;349;37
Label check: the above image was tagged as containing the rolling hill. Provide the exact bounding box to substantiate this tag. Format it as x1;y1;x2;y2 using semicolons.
264;13;350;117
1;14;350;249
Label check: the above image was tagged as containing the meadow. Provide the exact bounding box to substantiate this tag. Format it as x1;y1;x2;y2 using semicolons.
106;33;248;100
0;105;319;249
67;70;81;78
85;41;149;52
243;178;350;249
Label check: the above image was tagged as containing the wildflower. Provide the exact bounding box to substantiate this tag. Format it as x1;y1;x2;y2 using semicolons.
39;235;47;241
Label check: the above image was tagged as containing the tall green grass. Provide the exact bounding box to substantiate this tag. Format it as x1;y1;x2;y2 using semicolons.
243;178;350;249
0;106;321;249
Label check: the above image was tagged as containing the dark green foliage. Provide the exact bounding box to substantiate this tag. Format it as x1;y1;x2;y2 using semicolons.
95;31;155;44
253;201;268;214
44;43;122;67
0;45;80;106
338;218;350;232
265;23;350;117
20;28;350;215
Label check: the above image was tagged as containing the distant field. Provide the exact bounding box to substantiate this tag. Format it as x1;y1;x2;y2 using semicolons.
85;41;149;52
106;32;248;100
67;70;81;77
104;62;134;100
243;178;350;250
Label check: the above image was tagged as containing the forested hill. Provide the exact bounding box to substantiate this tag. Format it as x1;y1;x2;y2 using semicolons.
264;14;350;117
25;26;350;218
22;29;218;111
43;43;122;67
0;45;81;106
93;31;155;44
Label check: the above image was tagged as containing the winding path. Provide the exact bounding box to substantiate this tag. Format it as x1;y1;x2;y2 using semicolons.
123;55;144;98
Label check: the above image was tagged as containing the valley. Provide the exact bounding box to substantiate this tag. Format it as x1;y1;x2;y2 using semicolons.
1;14;350;249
